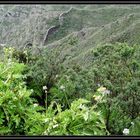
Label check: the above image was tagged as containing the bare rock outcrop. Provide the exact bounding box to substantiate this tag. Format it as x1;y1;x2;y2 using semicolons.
43;25;60;45
43;7;74;45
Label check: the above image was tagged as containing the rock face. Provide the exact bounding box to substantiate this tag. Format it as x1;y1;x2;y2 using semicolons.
59;7;73;25
43;7;74;45
43;25;60;45
0;5;140;49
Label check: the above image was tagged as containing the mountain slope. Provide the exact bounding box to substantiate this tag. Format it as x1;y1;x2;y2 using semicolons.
42;12;140;68
1;5;140;69
1;5;140;48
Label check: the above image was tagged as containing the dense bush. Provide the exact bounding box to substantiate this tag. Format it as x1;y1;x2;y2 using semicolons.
0;47;44;135
25;48;64;106
1;43;140;136
49;68;95;109
91;43;140;134
0;47;108;136
129;117;140;135
26;99;108;135
27;43;140;135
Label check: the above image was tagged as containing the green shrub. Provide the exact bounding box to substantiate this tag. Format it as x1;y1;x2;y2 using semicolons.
129;117;140;135
49;68;95;109
42;99;108;135
0;48;44;135
91;43;140;134
3;42;139;136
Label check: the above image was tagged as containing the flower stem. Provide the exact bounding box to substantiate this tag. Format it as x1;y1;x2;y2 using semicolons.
45;91;47;111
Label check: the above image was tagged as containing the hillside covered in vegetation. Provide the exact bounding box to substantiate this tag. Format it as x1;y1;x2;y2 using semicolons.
0;4;140;136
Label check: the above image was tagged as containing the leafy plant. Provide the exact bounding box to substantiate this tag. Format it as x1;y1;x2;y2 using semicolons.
43;99;108;135
91;43;140;134
0;47;44;135
129;117;140;135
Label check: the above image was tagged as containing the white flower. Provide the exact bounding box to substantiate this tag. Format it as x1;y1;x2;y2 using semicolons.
93;95;102;101
53;124;58;128
79;104;85;109
60;85;65;90
55;75;58;78
8;58;12;65
97;83;101;87
43;86;47;90
30;89;34;93
43;130;48;135
83;111;89;121
131;122;134;125
33;103;38;107
123;128;129;135
104;89;111;94
97;86;111;95
97;86;106;92
44;118;49;123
